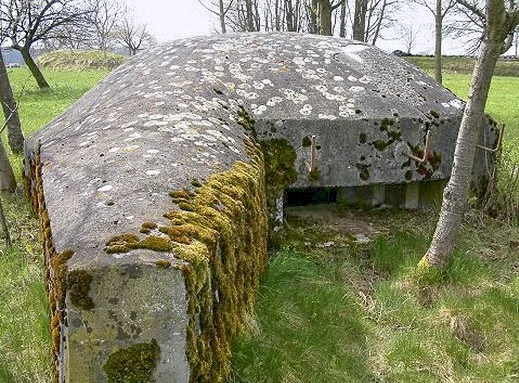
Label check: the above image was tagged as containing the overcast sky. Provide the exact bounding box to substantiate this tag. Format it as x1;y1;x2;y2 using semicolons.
122;0;482;55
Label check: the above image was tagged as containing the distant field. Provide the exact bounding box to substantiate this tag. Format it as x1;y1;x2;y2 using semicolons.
7;68;108;137
406;55;519;77
443;74;519;142
403;56;519;142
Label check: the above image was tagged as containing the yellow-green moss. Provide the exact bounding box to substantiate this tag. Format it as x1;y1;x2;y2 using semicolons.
102;339;160;383
28;150;77;377
103;137;267;382
308;168;321;181
67;270;94;310
178;202;195;212
140;221;158;234
106;233;140;246
104;234;172;253
137;236;172;252
191;179;203;188
155;260;172;269
261;138;297;235
169;189;193;200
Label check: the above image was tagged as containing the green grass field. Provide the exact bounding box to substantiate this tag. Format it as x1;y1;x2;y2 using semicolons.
1;58;519;382
406;56;519;77
0;68;108;383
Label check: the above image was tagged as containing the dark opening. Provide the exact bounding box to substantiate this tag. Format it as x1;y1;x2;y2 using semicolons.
285;187;337;206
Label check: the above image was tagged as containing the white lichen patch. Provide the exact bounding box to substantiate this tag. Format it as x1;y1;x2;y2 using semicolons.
97;185;113;192
449;99;464;109
318;114;337;120
349;86;366;93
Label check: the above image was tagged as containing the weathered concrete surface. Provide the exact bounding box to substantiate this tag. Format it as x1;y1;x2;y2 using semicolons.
24;32;497;382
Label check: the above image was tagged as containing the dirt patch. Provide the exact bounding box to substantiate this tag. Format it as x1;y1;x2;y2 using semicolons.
285;204;387;241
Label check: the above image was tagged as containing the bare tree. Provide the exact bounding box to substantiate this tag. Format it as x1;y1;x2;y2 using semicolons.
0;50;24;154
420;0;519;271
0;0;91;89
315;0;343;35
86;0;123;56
198;0;395;37
339;0;350;36
398;23;421;54
227;0;261;31
353;0;368;40
115;8;155;56
412;0;458;84
198;0;236;33
514;26;519;55
364;0;399;44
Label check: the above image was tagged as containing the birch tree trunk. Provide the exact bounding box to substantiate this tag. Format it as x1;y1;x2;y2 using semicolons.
420;0;517;270
219;0;227;33
434;0;443;84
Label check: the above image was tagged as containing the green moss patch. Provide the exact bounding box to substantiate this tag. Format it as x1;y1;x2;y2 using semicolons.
67;270;94;310
102;339;160;383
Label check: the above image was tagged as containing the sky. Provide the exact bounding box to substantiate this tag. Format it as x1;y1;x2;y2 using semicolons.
122;0;498;56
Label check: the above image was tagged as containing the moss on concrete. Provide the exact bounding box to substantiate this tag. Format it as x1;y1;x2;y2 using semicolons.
67;270;94;310
102;136;267;382
102;339;160;383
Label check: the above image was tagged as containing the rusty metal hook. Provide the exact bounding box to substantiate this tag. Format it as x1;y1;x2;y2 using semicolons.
403;130;432;164
309;135;317;173
476;124;505;153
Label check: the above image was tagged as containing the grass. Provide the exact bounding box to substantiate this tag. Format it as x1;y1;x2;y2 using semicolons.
36;49;126;71
442;74;519;142
0;192;53;383
231;209;519;382
0;67;108;382
1;57;518;382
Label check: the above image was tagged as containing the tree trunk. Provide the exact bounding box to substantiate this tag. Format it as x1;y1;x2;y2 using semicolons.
515;29;518;56
318;0;333;35
434;0;443;84
0;138;16;193
421;0;509;270
308;0;318;34
219;0;227;33
353;0;367;41
0;50;24;154
19;46;50;89
340;0;347;37
0;195;11;247
370;0;387;46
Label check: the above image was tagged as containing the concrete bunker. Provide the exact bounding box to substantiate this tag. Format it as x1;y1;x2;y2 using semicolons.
24;33;498;382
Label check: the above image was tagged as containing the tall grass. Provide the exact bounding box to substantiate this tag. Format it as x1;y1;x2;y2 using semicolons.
231;210;519;382
0;68;108;382
0;192;52;383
